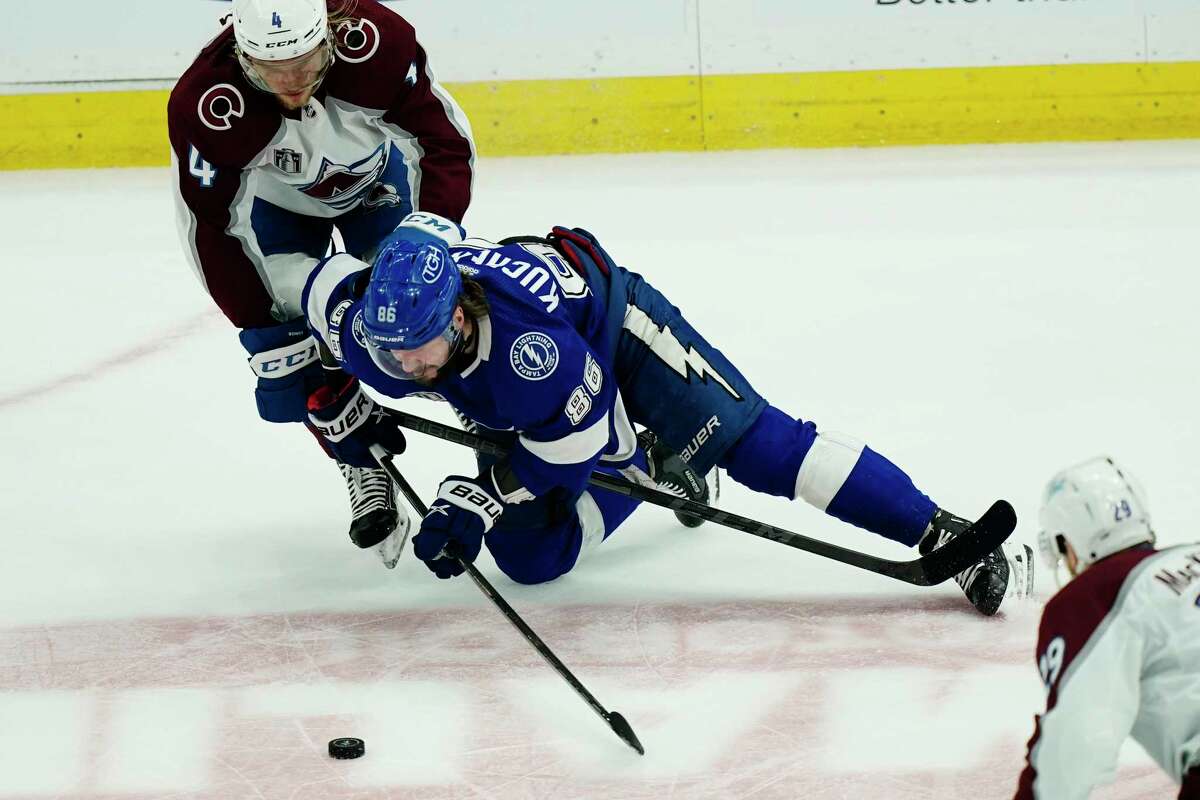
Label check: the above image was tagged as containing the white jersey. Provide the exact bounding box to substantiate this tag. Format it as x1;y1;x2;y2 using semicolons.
168;0;474;329
1015;543;1200;799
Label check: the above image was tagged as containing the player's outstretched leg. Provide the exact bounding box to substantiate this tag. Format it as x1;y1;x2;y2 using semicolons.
721;405;1030;615
636;429;709;528
339;462;409;568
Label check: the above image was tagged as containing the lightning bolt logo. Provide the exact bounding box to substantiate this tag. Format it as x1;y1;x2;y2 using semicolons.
623;305;742;400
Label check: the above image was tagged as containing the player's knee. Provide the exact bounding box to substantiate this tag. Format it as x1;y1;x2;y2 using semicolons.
720;405;819;498
488;524;579;585
487;489;637;584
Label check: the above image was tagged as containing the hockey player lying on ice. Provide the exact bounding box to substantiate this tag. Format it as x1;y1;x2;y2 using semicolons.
301;213;1032;616
1015;456;1200;799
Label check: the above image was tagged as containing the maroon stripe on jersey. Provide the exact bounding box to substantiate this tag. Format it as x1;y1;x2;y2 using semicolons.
1181;768;1200;800
1013;545;1159;799
168;26;287;329
380;40;473;223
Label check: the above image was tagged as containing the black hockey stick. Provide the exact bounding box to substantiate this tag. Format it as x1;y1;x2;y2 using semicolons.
369;444;645;756
385;411;1016;587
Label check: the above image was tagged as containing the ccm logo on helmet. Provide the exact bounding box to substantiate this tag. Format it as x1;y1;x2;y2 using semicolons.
265;38;300;48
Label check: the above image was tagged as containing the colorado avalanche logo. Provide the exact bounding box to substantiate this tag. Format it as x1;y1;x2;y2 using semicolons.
363;182;402;209
335;19;381;63
509;332;559;382
298;144;388;211
197;84;245;131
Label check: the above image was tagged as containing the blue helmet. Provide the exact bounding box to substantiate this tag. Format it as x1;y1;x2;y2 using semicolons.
362;238;462;351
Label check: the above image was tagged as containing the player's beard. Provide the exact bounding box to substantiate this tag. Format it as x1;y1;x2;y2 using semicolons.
275;88;314;110
412;327;472;386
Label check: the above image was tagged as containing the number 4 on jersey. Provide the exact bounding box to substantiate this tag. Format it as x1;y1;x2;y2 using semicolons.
188;145;217;188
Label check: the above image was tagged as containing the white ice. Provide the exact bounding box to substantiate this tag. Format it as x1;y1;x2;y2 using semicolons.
2;141;1198;799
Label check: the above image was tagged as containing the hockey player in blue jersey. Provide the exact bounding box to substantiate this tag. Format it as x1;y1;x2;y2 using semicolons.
302;213;1031;615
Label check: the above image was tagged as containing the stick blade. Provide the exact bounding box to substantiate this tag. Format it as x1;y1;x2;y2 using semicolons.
918;500;1018;586
607;711;645;755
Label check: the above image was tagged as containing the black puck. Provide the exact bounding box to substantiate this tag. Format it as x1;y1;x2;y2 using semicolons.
328;737;365;759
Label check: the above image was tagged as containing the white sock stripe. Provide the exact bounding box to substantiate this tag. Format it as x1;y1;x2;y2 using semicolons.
793;431;866;511
574;491;606;563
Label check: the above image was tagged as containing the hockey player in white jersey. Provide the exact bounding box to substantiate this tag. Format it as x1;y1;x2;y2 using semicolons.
1015;456;1200;799
168;0;474;567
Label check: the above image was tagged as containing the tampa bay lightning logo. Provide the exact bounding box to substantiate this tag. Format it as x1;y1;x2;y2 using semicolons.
351;309;368;348
509;332;559;381
298;144;388;211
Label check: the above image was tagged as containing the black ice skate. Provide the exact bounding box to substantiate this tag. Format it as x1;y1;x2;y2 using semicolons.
636;429;710;528
920;508;1033;616
339;462;409;567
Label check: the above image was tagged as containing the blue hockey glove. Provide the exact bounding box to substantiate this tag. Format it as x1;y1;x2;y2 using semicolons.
412;475;505;579
305;374;407;468
238;319;324;423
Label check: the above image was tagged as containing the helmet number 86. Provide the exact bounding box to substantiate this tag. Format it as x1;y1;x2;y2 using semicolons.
376;307;397;324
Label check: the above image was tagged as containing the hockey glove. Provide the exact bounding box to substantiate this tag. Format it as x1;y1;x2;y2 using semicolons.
305;374;407;468
412;475;505;579
238;319;325;423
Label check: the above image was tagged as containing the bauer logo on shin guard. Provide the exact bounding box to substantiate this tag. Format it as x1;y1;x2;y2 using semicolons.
681;415;721;463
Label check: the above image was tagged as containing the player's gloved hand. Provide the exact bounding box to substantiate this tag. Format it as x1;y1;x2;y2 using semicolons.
305;374;407;468
412;475;505;579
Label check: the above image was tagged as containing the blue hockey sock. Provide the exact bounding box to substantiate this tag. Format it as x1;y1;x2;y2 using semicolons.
720;405;936;546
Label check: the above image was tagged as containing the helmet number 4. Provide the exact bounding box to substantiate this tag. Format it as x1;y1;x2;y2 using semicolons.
376;307;397;324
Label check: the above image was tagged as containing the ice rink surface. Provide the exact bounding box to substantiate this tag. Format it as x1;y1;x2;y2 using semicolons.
2;141;1198;798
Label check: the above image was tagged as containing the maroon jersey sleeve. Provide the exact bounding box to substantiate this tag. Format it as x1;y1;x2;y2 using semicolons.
168;30;283;328
326;1;475;223
1014;546;1159;799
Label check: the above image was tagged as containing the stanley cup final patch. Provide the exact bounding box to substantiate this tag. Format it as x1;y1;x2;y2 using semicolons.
273;147;303;174
509;332;559;381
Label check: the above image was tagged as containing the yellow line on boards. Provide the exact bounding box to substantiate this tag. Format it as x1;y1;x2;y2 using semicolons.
1;62;1197;170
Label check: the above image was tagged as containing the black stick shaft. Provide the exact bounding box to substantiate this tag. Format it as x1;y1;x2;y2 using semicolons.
382;410;1011;587
369;445;645;755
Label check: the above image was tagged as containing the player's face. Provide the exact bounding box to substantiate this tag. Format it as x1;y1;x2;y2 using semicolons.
387;310;467;386
248;44;330;109
389;336;453;386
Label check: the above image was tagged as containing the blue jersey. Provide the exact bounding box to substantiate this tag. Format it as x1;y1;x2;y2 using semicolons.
304;237;639;499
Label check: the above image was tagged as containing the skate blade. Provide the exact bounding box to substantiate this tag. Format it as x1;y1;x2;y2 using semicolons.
1002;543;1035;600
375;516;412;569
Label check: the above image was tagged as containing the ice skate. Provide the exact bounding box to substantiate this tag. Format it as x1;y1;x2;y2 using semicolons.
637;429;710;528
920;508;1033;615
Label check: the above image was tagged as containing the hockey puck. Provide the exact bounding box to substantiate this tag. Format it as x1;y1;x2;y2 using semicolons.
328;737;365;759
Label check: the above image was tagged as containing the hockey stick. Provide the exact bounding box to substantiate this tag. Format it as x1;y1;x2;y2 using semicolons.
385;411;1016;587
369;444;645;756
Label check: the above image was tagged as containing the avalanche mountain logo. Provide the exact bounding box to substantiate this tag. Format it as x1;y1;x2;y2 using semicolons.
298;144;389;211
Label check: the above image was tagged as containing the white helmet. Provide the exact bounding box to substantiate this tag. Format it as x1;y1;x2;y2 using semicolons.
232;0;333;93
1038;456;1155;579
233;0;328;61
